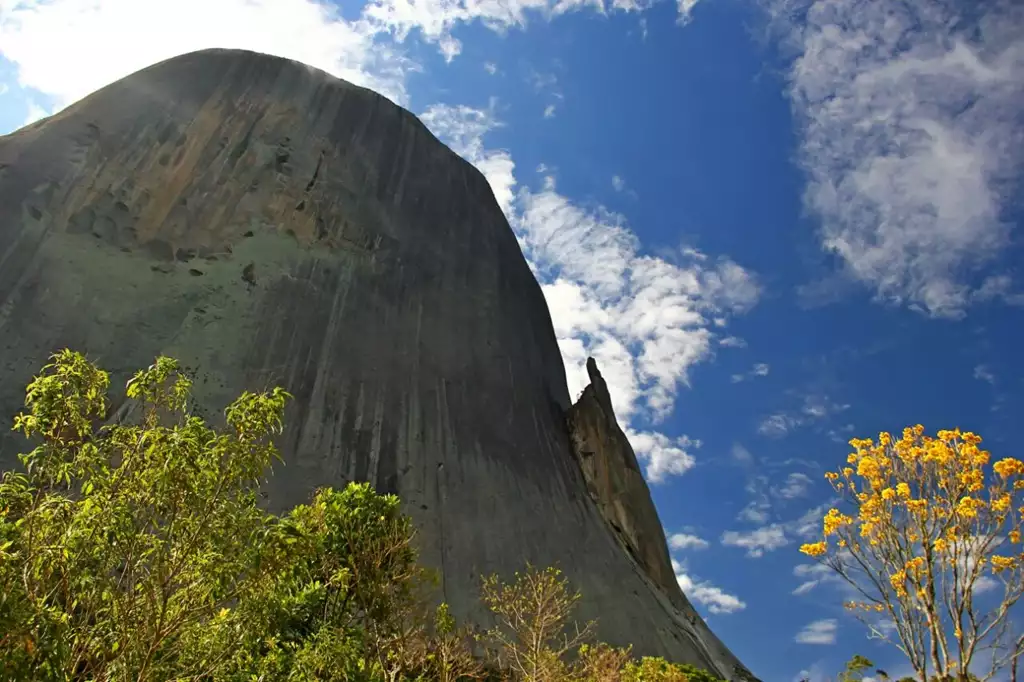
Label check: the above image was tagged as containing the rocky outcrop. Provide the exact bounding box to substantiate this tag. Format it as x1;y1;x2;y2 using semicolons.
0;49;756;680
568;358;681;608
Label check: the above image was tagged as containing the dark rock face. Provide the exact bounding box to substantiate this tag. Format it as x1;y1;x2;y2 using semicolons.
0;49;755;680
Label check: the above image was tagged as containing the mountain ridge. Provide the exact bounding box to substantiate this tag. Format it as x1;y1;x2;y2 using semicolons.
0;48;756;681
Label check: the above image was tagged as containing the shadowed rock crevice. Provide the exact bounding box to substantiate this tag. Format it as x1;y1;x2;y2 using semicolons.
0;48;756;681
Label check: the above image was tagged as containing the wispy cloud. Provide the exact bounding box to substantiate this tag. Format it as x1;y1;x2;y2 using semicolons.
731;362;770;383
612;175;626;192
543;103;557;118
483;61;498;75
672;558;746;614
719;336;747;348
795;618;837;645
774;472;812;500
758;394;849;438
974;364;996;385
757;413;799;438
791;560;841;596
421;103;760;483
766;0;1024;318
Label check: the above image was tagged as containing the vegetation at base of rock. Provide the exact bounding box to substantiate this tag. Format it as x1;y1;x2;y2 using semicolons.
800;426;1024;682
0;350;725;682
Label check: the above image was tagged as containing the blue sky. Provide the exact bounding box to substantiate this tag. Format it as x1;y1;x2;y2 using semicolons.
2;0;1023;679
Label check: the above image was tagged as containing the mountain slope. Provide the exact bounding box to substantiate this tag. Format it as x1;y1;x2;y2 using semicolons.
0;48;755;680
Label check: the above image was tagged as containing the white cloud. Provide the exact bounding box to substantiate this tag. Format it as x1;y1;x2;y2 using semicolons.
676;0;700;25
768;0;1024;318
795;618;838;645
774;472;812;500
737;502;770;524
974;364;996;385
483;61;498;75
668;532;710;551
627;430;700;482
422;104;761;483
791;579;818;596
791;561;841;595
758;413;797;437
721;524;789;558
611;174;625;192
732;362;770;382
719;336;747;348
0;83;8;96
543;103;557;118
0;0;416;111
672;558;746;614
517;190;760;425
758;395;849;437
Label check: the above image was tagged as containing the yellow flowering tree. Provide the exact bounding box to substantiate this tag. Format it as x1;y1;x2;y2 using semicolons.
800;425;1024;682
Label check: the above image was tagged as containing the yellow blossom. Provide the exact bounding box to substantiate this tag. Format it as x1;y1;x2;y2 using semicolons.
896;483;911;498
1010;531;1021;544
991;555;1017;574
956;497;982;519
994;458;1024;478
881;488;896;501
800;542;827;557
823;508;853;536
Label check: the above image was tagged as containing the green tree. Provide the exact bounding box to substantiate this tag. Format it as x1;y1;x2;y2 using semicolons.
0;350;447;682
0;350;292;679
480;564;595;682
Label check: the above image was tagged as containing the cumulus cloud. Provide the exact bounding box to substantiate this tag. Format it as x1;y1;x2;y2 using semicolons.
0;0;416;110
422;103;760;483
721;524;788;558
668;532;710;551
719;336;747;348
767;0;1024;318
672;559;746;614
627;430;700;482
795;618;837;645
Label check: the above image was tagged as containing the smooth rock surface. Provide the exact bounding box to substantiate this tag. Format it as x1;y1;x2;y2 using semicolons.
0;48;756;680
